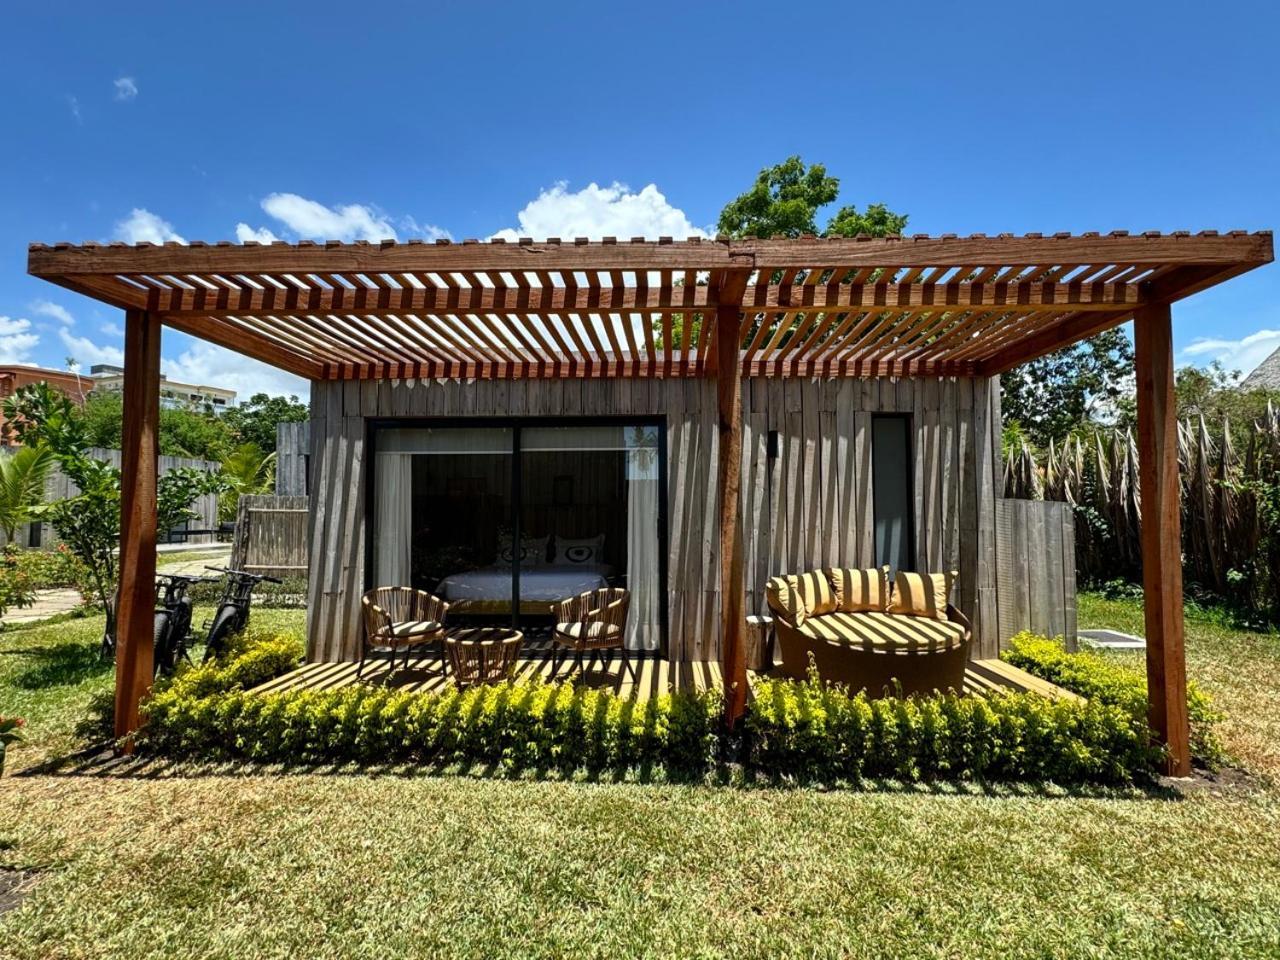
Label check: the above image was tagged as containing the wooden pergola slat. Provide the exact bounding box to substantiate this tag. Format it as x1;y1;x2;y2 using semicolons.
29;232;1271;381
27;231;1272;771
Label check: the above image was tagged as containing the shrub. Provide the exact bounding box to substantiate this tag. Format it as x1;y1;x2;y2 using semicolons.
10;543;90;590
0;545;37;619
747;672;1157;785
1002;632;1225;766
186;576;308;609
140;634;720;776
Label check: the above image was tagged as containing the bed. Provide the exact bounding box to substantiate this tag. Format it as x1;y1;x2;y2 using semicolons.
437;564;614;615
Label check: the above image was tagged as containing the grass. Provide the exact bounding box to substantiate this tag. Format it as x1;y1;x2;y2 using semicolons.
1079;593;1280;781
2;596;1280;958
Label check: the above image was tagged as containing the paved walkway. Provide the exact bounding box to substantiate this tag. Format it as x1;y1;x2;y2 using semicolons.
2;588;84;625
0;543;234;627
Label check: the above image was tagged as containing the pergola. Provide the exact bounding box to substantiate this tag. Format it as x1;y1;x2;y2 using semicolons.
29;229;1273;774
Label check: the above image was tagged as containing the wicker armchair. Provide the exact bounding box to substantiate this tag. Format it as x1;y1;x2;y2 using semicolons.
359;587;450;677
551;587;634;680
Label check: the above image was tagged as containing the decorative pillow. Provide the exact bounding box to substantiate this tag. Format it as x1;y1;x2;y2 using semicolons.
554;534;604;565
765;575;806;627
824;566;890;613
888;570;956;620
498;534;549;568
791;570;840;618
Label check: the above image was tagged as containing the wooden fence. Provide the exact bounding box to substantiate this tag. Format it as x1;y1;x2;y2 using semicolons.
276;421;309;496
994;498;1077;649
230;494;310;579
8;446;221;547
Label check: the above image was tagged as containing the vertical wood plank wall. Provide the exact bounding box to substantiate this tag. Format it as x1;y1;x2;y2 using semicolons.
306;376;1004;662
275;421;310;496
994;499;1078;649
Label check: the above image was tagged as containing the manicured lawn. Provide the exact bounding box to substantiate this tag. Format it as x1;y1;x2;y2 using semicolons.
3;597;1280;958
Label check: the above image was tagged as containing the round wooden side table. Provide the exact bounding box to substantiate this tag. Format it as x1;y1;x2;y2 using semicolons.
445;628;524;686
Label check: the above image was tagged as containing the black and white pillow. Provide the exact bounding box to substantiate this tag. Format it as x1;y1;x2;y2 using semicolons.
554;534;604;565
498;534;549;567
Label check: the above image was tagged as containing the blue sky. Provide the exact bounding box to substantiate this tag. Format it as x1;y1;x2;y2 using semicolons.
2;1;1276;399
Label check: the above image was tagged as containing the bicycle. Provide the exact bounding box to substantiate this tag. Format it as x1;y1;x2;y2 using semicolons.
153;573;220;677
201;566;283;662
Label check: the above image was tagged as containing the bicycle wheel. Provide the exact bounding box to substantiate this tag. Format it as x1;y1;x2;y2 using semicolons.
153;611;174;677
202;605;242;663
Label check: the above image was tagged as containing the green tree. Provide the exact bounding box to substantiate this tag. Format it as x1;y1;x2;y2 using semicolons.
1001;328;1135;448
1;383;228;653
0;445;55;542
716;156;906;240
219;443;277;522
80;391;235;461
825;201;909;238
661;157;908;348
717;156;841;238
223;392;308;453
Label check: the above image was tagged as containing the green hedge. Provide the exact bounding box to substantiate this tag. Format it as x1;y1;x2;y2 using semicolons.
1002;632;1225;766
141;635;720;776
141;632;1217;784
186;576;309;609
746;673;1157;784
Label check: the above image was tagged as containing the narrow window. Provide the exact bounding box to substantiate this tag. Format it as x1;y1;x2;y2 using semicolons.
872;414;914;575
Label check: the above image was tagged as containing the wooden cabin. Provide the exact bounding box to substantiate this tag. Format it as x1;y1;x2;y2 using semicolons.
28;230;1274;775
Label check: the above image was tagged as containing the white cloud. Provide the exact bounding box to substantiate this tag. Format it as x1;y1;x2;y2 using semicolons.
0;316;41;364
398;215;451;243
58;328;123;367
100;322;124;338
490;181;709;242
67;95;82;124
31;300;74;325
113;77;138;101
254;193;398;243
114;208;185;245
160;340;309;401
1181;329;1280;380
234;223;280;244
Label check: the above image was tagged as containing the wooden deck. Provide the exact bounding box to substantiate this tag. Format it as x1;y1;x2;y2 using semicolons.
251;655;1081;703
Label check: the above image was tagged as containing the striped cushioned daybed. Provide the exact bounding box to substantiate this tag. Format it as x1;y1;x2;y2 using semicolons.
766;569;972;697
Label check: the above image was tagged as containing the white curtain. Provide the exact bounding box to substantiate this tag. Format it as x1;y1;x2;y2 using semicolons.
374;454;414;585
626;438;660;651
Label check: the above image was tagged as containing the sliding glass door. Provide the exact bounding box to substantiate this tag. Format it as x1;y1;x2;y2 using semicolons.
373;427;514;618
371;420;664;652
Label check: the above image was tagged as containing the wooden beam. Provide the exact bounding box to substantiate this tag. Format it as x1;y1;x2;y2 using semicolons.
974;309;1135;375
743;279;1143;314
114;308;161;745
1134;301;1191;776
159;314;326;379
737;232;1273;269
28;238;744;275
715;270;751;727
152;282;717;317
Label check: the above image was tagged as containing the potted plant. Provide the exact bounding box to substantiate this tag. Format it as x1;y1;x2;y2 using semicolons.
0;715;24;775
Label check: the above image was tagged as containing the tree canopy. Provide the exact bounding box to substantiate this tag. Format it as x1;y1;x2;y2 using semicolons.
222;393;308;454
716;156;906;239
1000;328;1135;448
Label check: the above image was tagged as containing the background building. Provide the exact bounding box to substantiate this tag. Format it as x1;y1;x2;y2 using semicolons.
88;364;236;412
0;364;95;437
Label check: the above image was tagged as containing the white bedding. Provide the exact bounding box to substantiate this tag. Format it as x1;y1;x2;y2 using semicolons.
438;564;612;602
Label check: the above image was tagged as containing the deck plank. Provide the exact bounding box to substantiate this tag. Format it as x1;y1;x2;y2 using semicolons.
250;656;1080;703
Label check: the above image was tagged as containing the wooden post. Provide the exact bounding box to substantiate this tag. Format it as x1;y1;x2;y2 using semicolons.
114;308;161;744
714;272;749;726
1134;301;1191;776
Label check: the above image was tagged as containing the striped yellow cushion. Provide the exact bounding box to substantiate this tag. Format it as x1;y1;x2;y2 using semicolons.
825;566;890;613
765;575;806;626
888;570;956;620
798;610;967;651
765;571;838;626
791;570;839;618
